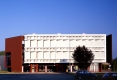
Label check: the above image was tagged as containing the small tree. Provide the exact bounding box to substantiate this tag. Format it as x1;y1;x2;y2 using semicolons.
102;64;106;70
72;46;94;70
111;57;117;72
102;64;109;70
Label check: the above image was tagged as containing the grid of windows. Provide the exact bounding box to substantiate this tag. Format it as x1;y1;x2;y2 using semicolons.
23;34;106;63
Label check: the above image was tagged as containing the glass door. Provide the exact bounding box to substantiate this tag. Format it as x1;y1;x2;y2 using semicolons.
58;66;62;72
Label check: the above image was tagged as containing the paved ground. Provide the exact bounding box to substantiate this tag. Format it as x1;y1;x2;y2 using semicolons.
0;73;75;80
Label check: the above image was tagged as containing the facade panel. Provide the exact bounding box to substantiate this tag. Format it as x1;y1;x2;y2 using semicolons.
56;51;61;59
63;40;69;47
37;51;43;59
30;52;36;59
30;40;37;47
5;36;24;72
23;34;106;63
50;51;55;59
37;40;43;47
25;40;30;47
44;51;50;59
70;40;76;47
4;33;112;72
70;51;73;59
44;40;50;47
24;52;30;59
94;52;101;59
63;51;69;59
50;40;56;47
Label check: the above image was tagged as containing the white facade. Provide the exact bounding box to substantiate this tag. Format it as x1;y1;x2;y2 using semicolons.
23;33;106;64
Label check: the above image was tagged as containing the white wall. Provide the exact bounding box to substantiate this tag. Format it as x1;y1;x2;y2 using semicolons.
23;33;106;63
37;40;43;47
31;40;37;47
30;52;36;59
38;51;43;59
50;51;55;59
0;56;7;71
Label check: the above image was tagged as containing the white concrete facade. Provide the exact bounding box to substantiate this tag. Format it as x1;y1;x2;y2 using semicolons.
23;33;106;64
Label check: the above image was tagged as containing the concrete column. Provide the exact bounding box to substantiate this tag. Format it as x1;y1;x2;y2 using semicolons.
70;66;72;72
94;65;95;72
36;64;38;72
45;66;47;73
99;63;102;72
30;64;32;72
22;66;23;72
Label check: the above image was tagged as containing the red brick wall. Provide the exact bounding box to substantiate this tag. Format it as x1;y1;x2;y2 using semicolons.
5;36;24;72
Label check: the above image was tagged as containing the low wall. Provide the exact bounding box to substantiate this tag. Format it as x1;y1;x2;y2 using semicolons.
0;55;7;71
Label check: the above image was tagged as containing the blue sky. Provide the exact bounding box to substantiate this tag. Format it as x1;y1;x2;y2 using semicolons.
0;0;117;58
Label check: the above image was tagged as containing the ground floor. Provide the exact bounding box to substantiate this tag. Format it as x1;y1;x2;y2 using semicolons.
19;63;102;72
6;63;102;72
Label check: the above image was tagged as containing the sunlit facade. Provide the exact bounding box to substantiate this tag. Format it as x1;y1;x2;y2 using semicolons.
23;33;106;63
5;33;112;72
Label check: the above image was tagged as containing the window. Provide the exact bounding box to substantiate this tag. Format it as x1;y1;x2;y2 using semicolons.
6;52;11;66
22;44;25;50
44;40;50;47
22;52;24;61
89;39;93;41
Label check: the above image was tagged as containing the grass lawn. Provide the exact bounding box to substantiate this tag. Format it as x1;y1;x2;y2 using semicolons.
0;70;9;73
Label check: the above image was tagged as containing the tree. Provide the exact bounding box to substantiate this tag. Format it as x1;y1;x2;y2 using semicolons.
0;51;5;56
111;57;117;72
102;64;109;70
72;46;94;70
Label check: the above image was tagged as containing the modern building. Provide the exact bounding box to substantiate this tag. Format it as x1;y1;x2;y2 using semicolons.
5;33;112;72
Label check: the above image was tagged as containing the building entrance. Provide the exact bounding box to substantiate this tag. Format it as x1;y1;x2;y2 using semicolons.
32;66;35;72
38;66;45;72
57;65;63;72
